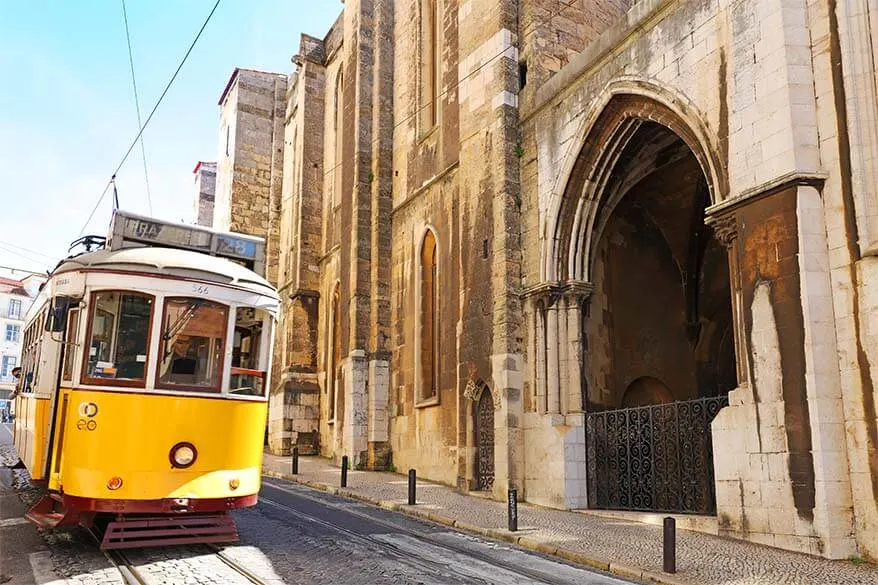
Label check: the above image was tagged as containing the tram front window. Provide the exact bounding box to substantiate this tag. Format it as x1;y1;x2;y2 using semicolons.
84;292;153;384
158;298;228;392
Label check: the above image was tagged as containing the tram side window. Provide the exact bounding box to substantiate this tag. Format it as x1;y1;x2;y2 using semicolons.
84;292;153;384
62;308;80;382
20;307;48;393
230;307;268;397
158;298;228;392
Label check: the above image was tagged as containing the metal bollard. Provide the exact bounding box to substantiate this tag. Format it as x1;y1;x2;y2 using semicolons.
291;446;299;475
507;488;518;532
341;455;348;488
408;469;416;505
663;517;676;574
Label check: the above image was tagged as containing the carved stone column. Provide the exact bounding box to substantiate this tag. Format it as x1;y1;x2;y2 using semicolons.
561;281;593;414
708;214;749;387
546;304;561;414
534;300;547;413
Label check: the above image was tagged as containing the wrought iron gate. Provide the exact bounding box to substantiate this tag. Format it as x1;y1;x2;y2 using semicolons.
475;390;495;490
586;395;728;514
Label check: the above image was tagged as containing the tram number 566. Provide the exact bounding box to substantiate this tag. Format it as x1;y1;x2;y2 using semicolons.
192;284;210;295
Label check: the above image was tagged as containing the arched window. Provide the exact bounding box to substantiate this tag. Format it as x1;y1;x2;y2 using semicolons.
329;284;341;420
419;231;439;401
333;70;344;207
421;0;440;128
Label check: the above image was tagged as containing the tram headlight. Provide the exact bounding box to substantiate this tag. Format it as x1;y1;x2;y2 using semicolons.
169;442;197;468
107;477;123;490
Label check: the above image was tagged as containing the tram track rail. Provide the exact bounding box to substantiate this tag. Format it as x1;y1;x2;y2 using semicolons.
86;525;270;585
259;480;622;585
86;526;149;585
204;543;269;585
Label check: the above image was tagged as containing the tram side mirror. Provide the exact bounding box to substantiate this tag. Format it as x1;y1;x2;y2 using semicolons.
47;296;76;333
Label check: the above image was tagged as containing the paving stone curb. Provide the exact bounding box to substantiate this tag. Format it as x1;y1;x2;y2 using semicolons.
261;470;684;585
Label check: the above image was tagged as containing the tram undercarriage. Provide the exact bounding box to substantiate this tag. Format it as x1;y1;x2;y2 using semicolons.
26;492;256;549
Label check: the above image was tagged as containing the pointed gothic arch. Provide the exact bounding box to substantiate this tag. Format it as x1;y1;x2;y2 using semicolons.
543;84;728;283
328;282;341;421
463;378;497;491
416;228;440;403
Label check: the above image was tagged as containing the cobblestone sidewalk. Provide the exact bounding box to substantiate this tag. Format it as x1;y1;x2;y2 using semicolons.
262;453;878;585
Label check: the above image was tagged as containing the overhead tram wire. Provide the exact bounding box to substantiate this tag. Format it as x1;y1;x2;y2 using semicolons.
0;243;55;269
121;0;153;216
315;1;580;183
0;240;59;261
78;0;224;237
0;265;48;276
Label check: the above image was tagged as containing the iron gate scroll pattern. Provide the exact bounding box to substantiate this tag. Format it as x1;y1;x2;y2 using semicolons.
475;389;495;491
586;396;728;514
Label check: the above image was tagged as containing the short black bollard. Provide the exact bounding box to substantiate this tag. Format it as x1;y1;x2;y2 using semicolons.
291;446;299;475
341;455;348;488
663;516;676;574
507;488;518;532
408;469;416;505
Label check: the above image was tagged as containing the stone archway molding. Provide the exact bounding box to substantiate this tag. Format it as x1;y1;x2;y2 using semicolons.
542;77;728;283
463;377;501;409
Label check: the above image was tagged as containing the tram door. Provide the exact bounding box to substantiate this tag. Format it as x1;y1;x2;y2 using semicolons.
15;298;69;480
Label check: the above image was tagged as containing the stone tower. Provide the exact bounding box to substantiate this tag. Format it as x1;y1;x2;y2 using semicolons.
192;161;216;227
213;68;287;285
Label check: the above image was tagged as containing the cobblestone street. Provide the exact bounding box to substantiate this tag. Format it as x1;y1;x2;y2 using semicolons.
262;453;878;585
1;428;627;584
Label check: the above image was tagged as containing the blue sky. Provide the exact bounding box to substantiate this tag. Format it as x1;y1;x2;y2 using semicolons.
0;0;341;279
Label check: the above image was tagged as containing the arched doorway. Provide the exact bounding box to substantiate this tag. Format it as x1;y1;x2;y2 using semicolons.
554;99;736;515
585;122;735;409
474;386;495;491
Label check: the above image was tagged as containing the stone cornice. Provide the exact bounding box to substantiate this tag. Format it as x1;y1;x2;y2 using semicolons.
706;170;828;219
391;161;460;218
289;288;320;301
518;281;560;299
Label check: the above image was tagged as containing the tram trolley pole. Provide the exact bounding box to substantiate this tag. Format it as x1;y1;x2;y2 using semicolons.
341;455;348;488
408;469;416;505
291;446;299;475
663;517;676;574
507;488;518;532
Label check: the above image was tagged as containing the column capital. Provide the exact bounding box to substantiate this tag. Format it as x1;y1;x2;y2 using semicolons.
519;280;594;306
560;280;594;304
705;213;738;248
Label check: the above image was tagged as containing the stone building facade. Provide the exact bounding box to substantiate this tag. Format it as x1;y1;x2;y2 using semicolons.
192;161;217;227
267;0;878;562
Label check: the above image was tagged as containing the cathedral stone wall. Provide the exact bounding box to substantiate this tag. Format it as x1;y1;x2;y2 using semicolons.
262;0;878;561
517;0;877;560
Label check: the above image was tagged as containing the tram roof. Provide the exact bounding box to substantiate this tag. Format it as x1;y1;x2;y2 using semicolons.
55;246;278;299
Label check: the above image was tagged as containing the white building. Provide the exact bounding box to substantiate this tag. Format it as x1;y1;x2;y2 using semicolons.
0;275;44;399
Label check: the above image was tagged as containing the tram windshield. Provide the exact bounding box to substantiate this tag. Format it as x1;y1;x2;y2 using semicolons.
229;307;269;397
84;292;153;384
77;289;273;397
158;298;228;392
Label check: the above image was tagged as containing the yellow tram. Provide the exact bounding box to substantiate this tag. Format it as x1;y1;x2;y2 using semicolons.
11;211;278;549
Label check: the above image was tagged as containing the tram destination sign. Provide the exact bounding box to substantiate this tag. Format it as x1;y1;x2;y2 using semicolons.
121;217;212;251
107;210;266;276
